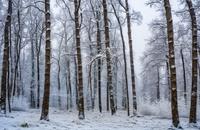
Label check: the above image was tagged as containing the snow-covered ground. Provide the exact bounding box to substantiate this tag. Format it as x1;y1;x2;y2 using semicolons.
0;109;199;130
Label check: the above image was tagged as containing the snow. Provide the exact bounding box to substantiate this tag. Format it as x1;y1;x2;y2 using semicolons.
0;109;199;130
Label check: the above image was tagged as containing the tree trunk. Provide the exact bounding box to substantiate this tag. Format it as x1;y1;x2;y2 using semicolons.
185;0;198;124
30;39;36;108
102;0;116;115
112;2;129;116
67;59;72;110
125;0;137;114
0;0;12;113
57;60;61;109
57;35;63;109
164;0;180;127
36;24;43;108
156;66;160;101
74;56;79;110
74;0;85;119
180;48;187;104
96;10;102;113
40;0;51;121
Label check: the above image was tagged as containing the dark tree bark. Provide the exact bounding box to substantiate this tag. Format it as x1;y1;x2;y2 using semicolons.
36;24;44;108
67;59;72;110
156;66;160;101
164;0;180;127
96;10;102;113
0;0;12;113
30;39;36;108
112;2;130;116
13;7;22;97
180;48;187;104
40;0;51;121
88;0;102;112
125;0;137;114
102;0;116;115
185;0;198;124
74;0;85;119
74;56;79;110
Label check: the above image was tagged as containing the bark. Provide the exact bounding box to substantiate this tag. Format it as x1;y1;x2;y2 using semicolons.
92;63;97;110
74;56;79;110
156;67;160;101
57;35;63;109
36;24;44;108
125;0;137;114
112;2;129;116
30;39;36;108
164;0;180;127
185;0;198;124
67;59;72;110
13;8;22;97
166;58;171;101
180;49;187;104
0;0;12;113
40;0;51;121
102;0;116;115
96;10;102;113
74;0;85;119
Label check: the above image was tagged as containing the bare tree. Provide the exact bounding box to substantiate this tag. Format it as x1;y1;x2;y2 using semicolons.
74;0;85;119
102;0;116;115
0;0;12;114
40;0;51;121
111;1;130;116
184;0;199;124
164;0;180;127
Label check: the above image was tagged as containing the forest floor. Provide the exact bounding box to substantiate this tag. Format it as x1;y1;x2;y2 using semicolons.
0;109;200;130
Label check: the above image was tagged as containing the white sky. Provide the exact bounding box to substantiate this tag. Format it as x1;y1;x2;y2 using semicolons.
129;0;158;76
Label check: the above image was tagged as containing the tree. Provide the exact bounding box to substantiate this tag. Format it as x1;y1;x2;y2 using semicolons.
164;0;180;127
120;0;137;114
102;0;116;115
111;1;130;116
184;0;198;124
0;0;12;114
40;0;51;121
74;0;85;119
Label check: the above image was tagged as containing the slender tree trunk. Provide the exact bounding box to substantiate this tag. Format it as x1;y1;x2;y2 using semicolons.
74;0;85;119
0;0;12;113
74;56;79;110
67;59;72;110
185;0;198;124
112;2;129;116
36;24;43;108
125;0;137;114
164;0;180;127
156;66;160;101
92;63;97;110
30;40;36;108
7;50;11;112
57;35;63;109
180;48;187;104
36;48;40;108
122;76;127;109
57;60;61;109
40;0;51;121
166;59;171;101
106;85;110;111
96;10;102;113
90;0;102;113
13;8;21;97
113;58;118;110
102;0;116;115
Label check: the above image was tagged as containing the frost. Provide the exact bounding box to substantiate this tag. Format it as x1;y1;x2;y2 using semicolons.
171;65;175;69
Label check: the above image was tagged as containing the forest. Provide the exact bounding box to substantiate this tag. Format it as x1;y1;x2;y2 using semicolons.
0;0;200;130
